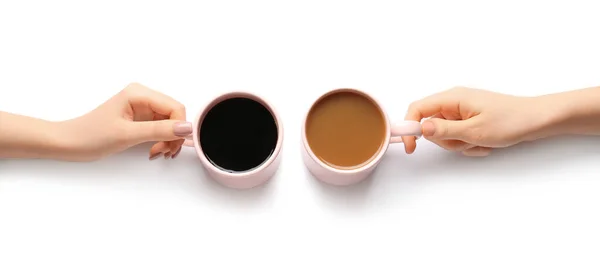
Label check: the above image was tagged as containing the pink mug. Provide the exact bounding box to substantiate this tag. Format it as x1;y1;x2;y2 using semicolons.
183;92;284;189
301;88;422;186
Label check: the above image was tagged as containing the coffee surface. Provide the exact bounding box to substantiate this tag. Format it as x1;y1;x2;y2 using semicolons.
305;90;387;169
200;97;278;172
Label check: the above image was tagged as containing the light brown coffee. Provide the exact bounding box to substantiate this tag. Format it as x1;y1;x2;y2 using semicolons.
305;89;387;169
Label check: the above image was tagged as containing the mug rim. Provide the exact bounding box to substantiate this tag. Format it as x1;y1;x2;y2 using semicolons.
192;91;284;177
301;88;391;175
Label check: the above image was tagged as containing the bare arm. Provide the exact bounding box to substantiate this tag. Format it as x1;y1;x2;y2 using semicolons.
0;83;193;162
0;111;71;160
539;86;600;137
403;85;600;156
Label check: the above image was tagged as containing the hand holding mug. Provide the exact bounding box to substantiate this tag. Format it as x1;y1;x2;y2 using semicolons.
402;86;552;156
0;83;282;188
58;83;193;161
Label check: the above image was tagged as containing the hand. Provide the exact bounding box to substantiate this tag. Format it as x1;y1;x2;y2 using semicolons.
60;83;192;161
402;86;552;157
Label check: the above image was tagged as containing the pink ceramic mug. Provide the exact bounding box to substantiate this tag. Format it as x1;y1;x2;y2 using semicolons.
183;92;284;189
301;88;422;186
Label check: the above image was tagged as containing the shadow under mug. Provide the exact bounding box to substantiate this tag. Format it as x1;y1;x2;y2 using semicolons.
301;88;423;186
183;92;284;189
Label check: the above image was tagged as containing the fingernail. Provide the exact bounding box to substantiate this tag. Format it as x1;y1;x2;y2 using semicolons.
149;153;161;160
172;148;182;159
422;121;435;137
173;122;192;137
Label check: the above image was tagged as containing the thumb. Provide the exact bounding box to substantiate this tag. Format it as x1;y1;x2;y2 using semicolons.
421;118;471;141
128;120;193;143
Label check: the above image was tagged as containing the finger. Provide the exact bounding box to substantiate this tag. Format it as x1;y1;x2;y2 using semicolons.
424;116;480;152
171;145;183;159
405;94;458;122
149;142;170;160
403;94;459;154
167;140;183;158
127;120;193;144
426;113;469;152
402;136;417;154
132;106;155;122
462;146;492;157
421;117;473;141
428;139;475;152
403;115;444;154
151;105;183;155
153;113;169;121
123;83;187;121
431;113;444;119
131;100;182;155
403;113;448;154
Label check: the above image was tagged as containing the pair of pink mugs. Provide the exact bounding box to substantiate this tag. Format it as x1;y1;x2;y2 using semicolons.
183;89;423;189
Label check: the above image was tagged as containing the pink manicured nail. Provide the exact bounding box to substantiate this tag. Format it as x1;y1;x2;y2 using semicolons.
422;121;435;137
173;122;193;137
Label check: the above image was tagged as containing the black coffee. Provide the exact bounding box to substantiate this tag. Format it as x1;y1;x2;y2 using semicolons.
199;97;278;173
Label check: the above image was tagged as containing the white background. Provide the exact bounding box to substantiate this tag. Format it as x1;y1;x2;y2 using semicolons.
1;0;599;276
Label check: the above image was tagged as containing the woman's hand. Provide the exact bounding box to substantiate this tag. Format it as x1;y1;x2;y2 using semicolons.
56;83;193;161
1;83;192;161
402;86;558;157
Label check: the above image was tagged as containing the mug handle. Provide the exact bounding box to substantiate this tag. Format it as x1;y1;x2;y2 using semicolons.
183;135;195;147
390;120;422;144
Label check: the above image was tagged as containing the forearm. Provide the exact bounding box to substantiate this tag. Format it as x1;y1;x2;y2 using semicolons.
0;111;70;159
537;86;600;137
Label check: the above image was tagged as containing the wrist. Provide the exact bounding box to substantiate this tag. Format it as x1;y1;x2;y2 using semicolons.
514;95;570;142
529;87;600;138
17;119;73;160
42;120;75;160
